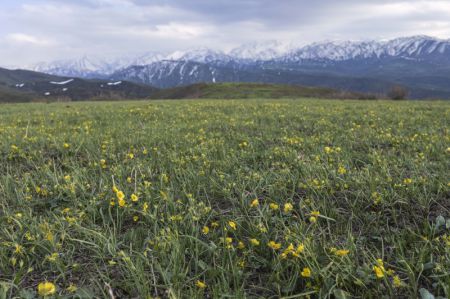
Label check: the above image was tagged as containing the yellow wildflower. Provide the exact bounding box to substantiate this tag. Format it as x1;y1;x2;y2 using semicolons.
38;282;56;296
131;193;138;202
373;265;384;278
118;198;126;207
195;280;207;289
393;275;402;287
237;241;245;249
284;203;293;213
269;203;279;210
268;241;281;250
14;243;23;254
116;191;125;200
250;238;260;246
143;202;149;212
66;283;77;293
301;267;312;278
292;244;305;257
228;221;237;230
335;249;350;257
202;226;209;235
250;198;259;208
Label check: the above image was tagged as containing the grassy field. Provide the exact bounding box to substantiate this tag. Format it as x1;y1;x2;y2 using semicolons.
0;99;449;298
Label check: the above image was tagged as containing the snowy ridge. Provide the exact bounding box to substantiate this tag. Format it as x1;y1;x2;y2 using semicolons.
28;36;450;78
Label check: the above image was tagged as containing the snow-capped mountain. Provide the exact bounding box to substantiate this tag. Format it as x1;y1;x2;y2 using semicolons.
25;36;450;98
281;36;450;62
229;40;299;61
165;48;232;64
31;55;126;78
31;36;450;77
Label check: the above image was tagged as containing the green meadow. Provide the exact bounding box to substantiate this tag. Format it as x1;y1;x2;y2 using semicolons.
0;99;449;298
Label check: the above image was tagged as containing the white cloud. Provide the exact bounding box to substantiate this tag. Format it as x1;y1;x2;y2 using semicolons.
1;0;450;66
6;33;54;46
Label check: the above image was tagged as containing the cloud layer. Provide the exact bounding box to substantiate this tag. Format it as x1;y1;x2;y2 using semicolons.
1;0;450;66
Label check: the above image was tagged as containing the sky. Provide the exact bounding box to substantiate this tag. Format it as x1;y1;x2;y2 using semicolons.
1;0;450;67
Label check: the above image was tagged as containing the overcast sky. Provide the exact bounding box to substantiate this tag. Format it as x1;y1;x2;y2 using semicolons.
1;0;450;66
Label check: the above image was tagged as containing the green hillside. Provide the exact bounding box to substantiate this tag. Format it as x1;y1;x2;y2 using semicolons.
0;67;158;102
151;82;375;100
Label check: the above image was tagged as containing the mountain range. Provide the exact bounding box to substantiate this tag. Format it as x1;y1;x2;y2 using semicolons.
13;36;450;99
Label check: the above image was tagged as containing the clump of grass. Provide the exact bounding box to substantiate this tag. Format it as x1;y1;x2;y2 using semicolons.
0;99;449;298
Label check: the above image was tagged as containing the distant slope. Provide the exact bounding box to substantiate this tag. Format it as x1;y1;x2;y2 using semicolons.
151;82;375;100
0;85;35;103
0;67;158;102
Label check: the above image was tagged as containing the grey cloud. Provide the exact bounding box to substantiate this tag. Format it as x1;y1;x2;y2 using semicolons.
1;0;450;66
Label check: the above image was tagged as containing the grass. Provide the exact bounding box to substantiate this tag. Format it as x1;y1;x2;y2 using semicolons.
150;83;373;100
0;99;449;298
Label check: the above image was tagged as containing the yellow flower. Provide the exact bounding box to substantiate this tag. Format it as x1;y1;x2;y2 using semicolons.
373;265;384;278
338;166;347;175
301;267;312;278
335;249;350;257
393;275;402;287
127;177;132;183
324;146;332;154
112;186;119;193
127;153;134;159
403;178;413;185
237;241;245;249
118;198;126;207
45;232;54;242
228;221;237;230
269;203;279;210
211;222;219;228
250;238;260;246
250;198;259;208
310;210;320;217
268;241;281;250
238;260;245;268
133;216;139;222
14;243;23;254
292;244;305;257
66;283;77;293
116;191;125;200
142;202;149;212
38;281;56;296
202;226;209;235
46;252;59;262
284;203;293;213
131;193;138;202
309;216;317;223
63;143;70;149
195;280;207;289
281;243;295;258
